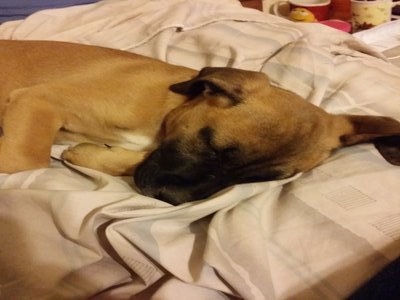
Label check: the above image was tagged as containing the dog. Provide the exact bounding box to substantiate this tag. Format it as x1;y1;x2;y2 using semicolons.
0;40;399;205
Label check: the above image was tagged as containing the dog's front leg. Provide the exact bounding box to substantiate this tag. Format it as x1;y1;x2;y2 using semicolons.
0;91;63;173
62;143;148;176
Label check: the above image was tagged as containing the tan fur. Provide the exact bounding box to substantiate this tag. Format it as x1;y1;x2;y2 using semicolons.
0;40;195;174
0;40;399;203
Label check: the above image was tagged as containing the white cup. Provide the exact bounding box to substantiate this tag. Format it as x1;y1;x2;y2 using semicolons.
351;0;394;32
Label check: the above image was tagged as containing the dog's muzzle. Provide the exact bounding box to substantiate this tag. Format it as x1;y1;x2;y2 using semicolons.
134;141;227;205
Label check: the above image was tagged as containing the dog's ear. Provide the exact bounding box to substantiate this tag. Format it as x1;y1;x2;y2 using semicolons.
340;115;400;165
169;67;270;107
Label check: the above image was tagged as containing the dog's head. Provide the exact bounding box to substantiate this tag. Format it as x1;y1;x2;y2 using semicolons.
134;67;400;205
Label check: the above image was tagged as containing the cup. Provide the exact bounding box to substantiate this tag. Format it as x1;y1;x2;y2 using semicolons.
351;0;394;32
330;0;352;21
271;0;331;22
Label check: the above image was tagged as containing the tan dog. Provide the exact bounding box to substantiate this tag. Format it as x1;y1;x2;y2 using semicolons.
0;40;399;204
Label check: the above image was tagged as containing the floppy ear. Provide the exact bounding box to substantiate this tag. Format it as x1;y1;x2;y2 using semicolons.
169;67;270;106
340;115;400;165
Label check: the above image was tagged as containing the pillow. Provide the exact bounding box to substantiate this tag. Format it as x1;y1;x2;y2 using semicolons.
0;0;100;23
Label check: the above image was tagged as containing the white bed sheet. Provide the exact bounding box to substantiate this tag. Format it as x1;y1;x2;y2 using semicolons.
353;20;400;67
0;1;400;299
353;19;400;52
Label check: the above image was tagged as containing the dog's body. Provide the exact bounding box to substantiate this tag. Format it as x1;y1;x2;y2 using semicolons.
0;40;197;176
1;40;399;204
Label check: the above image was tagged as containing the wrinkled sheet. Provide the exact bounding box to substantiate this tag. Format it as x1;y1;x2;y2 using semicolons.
0;0;400;299
354;20;400;67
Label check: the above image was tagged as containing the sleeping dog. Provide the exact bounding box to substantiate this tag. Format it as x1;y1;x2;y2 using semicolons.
1;40;399;204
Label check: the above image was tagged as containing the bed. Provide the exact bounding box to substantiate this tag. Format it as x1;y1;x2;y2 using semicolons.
0;0;399;299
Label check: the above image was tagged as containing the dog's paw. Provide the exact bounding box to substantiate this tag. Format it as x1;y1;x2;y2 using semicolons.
62;143;114;172
62;143;101;161
61;143;143;176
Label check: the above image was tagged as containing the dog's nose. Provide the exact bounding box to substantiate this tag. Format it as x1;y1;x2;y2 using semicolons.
134;161;192;205
133;142;227;204
134;160;158;189
134;159;160;196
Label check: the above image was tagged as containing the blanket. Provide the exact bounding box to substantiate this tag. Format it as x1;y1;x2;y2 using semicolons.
0;1;399;299
354;20;400;66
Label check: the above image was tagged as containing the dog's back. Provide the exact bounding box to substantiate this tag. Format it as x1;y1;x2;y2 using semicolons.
0;40;192;103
